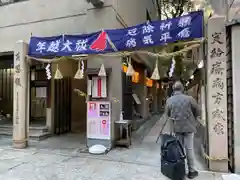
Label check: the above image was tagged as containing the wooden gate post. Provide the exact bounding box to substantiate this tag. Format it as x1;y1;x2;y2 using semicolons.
13;41;29;149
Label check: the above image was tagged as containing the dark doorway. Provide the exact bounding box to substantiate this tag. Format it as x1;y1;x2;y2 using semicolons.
30;63;50;126
122;72;133;120
0;53;14;124
54;77;72;135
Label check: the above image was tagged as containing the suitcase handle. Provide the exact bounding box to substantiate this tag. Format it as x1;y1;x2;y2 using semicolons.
176;140;186;159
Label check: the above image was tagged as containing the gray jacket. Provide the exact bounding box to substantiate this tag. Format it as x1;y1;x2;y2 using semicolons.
164;91;201;133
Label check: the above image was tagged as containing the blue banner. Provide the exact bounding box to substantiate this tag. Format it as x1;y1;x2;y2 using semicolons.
28;11;203;57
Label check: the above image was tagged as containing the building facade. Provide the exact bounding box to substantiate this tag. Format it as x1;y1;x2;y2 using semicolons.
0;0;156;52
0;0;158;148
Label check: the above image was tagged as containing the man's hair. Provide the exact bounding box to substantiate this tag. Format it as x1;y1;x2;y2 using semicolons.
172;81;184;92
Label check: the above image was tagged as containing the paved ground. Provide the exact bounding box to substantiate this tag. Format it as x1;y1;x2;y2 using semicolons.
0;117;227;180
0;146;225;180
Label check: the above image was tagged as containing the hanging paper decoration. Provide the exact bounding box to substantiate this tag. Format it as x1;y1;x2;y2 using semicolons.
54;64;63;79
45;63;51;80
151;59;160;80
98;64;106;76
81;60;84;75
168;57;176;77
126;57;135;76
74;60;84;79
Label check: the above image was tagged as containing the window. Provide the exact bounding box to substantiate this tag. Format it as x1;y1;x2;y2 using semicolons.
0;0;26;6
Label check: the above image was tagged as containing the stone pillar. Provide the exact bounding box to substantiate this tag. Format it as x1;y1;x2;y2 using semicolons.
13;41;29;149
207;16;228;171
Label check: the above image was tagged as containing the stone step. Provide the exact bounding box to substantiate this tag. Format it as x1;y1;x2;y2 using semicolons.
0;125;51;141
29;126;49;134
0;125;49;133
29;132;52;141
0;129;12;136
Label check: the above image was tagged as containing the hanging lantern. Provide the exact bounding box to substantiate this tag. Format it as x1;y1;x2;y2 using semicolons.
122;64;128;73
126;57;135;76
151;59;160;80
54;64;63;79
74;60;84;79
132;72;139;83
98;64;106;77
145;78;153;87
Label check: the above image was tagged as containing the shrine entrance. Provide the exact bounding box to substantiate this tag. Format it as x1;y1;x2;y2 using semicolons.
30;62;49;126
16;11;205;154
27;59;87;140
51;60;87;136
0;53;14;125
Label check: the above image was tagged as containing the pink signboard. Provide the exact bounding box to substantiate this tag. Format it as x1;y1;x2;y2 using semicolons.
87;101;111;140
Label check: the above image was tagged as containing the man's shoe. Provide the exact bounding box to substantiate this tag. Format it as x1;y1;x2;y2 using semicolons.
187;171;198;179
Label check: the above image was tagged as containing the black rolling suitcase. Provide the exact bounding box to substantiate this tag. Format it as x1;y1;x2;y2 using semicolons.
161;134;186;180
157;118;186;180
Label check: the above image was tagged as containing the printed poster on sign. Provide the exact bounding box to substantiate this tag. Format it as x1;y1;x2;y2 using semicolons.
100;120;110;136
87;101;111;140
87;102;98;118
92;77;107;98
99;103;110;117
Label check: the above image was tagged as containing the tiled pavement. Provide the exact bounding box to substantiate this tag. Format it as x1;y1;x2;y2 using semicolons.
0;145;225;180
0;117;227;180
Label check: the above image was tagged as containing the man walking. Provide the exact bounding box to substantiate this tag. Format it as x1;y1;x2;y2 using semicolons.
164;81;201;179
